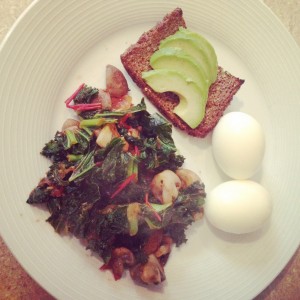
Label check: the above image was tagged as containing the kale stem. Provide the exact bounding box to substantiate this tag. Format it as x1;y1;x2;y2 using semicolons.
127;154;139;179
67;154;83;162
68;151;95;182
79;118;117;128
65;129;78;146
94;111;126;117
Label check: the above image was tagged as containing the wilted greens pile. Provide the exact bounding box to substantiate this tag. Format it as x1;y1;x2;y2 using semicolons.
27;74;205;285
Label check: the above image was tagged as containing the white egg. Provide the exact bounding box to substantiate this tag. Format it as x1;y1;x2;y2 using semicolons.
205;180;272;234
212;112;265;179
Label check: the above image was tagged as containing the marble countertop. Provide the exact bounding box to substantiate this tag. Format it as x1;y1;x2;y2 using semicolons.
0;1;299;299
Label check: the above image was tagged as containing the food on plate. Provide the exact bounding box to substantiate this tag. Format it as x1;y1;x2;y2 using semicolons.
106;64;129;98
210;112;271;235
121;7;244;137
142;69;207;129
149;47;210;91
212;112;265;179
158;27;218;83
205;180;272;234
142;27;218;128
27;65;206;285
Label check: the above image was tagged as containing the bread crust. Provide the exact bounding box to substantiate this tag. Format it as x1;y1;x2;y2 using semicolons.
121;8;244;137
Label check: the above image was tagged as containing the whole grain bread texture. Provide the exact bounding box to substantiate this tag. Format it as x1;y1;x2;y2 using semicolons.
121;8;244;137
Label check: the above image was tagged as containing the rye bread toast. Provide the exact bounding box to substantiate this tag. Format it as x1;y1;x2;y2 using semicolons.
121;8;244;137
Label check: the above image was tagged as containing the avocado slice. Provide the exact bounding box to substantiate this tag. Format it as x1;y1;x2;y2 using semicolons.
150;47;210;94
178;27;218;81
160;28;218;83
142;69;207;129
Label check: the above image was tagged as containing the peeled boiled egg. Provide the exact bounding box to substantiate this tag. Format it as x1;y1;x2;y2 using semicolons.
205;180;272;234
212;112;265;179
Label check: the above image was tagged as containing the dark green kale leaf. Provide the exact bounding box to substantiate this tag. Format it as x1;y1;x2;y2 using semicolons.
139;137;159;170
46;161;75;186
86;238;115;263
165;223;187;246
160;153;185;171
70;85;99;119
139;181;205;246
93;137;124;162
73;85;99;104
27;182;54;204
41;131;67;162
64;127;94;155
137;112;185;171
86;205;129;261
93;138;129;185
155;114;177;152
95;206;129;237
109;181;146;204
174;181;206;211
41;126;94;163
46;179;101;236
167;181;205;224
26;163;72;204
164;181;205;245
68;150;96;182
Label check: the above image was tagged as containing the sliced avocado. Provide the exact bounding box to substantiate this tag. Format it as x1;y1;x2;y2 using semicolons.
160;28;218;83
178;27;218;81
142;69;207;129
159;37;212;83
150;47;210;94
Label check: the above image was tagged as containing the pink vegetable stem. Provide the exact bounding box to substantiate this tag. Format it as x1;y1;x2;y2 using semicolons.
110;173;137;199
65;83;85;106
68;103;102;111
65;83;102;111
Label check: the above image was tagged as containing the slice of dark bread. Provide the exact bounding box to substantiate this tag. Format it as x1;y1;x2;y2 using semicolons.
121;8;244;137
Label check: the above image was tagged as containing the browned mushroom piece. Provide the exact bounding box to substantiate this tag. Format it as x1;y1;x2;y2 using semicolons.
130;254;166;285
109;247;135;280
155;236;173;258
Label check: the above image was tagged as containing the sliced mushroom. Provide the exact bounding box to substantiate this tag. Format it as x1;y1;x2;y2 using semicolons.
175;168;201;189
140;254;166;284
112;247;135;266
109;247;136;281
150;170;181;204
130;254;166;285
61;118;80;131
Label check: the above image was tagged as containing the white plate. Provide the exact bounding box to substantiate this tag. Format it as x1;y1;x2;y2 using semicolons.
0;1;300;299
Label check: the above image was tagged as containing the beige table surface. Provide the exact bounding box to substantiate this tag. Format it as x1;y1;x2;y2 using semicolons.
0;1;300;299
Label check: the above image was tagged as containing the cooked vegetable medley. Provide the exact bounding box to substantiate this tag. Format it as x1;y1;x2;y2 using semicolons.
27;65;205;284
